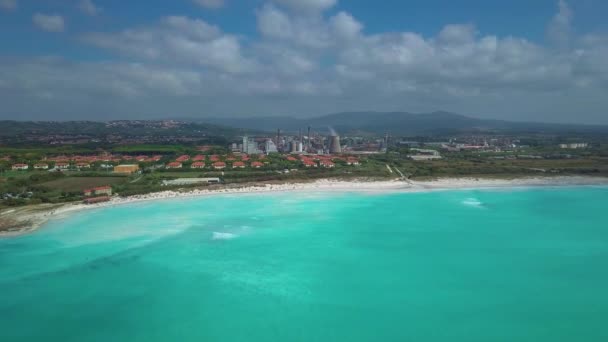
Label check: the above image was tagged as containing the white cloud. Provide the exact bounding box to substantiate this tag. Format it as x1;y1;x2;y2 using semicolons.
79;0;102;16
0;0;16;11
83;16;254;73
330;12;363;40
547;0;573;48
193;0;224;9
33;14;65;32
2;0;608;123
256;4;330;48
273;0;337;13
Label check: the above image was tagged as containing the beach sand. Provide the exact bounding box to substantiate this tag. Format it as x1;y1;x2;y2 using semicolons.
2;176;607;237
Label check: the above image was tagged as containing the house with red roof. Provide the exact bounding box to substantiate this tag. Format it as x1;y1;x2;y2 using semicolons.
286;156;298;161
251;161;264;168
213;161;226;169
55;162;70;170
34;163;49;170
303;160;317;168
232;161;245;169
11;163;29;171
191;162;206;169
192;155;205;161
166;162;183;169
209;155;220;162
320;160;335;168
76;162;91;169
176;155;190;162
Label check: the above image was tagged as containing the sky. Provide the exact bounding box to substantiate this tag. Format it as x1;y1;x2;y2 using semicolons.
0;0;607;124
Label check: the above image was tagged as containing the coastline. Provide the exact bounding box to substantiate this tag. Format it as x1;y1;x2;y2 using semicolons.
2;175;607;238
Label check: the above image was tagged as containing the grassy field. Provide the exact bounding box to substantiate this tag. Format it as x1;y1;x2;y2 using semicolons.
40;177;128;192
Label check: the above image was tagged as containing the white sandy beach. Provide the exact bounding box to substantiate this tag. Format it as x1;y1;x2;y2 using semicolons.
2;176;608;237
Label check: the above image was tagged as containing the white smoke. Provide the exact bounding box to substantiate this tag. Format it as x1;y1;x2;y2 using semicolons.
328;126;338;136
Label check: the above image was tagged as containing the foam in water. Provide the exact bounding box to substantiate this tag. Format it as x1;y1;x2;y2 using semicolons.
462;197;484;207
212;232;238;240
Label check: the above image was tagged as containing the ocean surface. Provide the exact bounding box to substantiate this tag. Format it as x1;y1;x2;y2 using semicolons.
1;186;608;341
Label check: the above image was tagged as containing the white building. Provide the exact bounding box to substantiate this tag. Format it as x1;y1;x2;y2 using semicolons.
242;136;262;154
265;139;278;154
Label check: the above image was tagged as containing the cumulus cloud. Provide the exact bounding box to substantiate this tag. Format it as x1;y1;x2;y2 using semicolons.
273;0;337;12
32;14;65;32
2;0;608;123
193;0;224;9
79;0;102;16
83;16;254;73
0;0;16;11
547;0;573;48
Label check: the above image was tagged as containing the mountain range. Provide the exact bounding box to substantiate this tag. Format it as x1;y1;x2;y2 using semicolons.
197;111;608;136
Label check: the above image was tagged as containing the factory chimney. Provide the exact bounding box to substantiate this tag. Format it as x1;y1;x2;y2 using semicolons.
328;127;342;154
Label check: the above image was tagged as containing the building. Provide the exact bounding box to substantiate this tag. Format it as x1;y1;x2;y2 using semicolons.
11;163;29;171
251;161;264;168
243;136;262;154
55;162;70;170
83;186;112;197
213;161;226;169
232;161;245;169
289;141;299;153
166;162;183;169
192;155;205;161
76;162;91;169
191;162;206;169
559;143;588;149
114;164;140;173
320;160;335;168
176;155;190;162
265;139;278;154
34;163;49;170
303;160;317;168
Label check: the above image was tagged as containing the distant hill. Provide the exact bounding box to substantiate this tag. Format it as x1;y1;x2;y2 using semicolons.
198;111;608;136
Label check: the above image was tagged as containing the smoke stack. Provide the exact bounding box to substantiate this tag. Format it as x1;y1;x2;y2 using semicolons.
328;135;342;154
307;126;311;151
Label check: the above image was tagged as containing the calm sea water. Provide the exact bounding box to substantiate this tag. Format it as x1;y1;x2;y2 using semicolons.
1;187;608;341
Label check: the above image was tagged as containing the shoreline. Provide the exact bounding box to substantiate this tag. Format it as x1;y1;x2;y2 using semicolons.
2;175;608;238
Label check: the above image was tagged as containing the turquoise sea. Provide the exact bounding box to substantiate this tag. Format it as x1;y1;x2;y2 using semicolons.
1;186;608;341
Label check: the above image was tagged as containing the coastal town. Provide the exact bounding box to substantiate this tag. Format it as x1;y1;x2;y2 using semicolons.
1;119;607;212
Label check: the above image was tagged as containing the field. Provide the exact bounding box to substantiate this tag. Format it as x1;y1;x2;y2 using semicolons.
40;177;128;192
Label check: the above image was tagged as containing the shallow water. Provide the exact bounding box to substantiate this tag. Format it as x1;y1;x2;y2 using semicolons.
1;187;608;341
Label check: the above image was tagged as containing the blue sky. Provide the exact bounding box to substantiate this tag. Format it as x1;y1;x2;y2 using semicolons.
1;0;608;123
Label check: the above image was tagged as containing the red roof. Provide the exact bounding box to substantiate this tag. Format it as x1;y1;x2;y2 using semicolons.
213;161;226;167
192;155;205;161
233;161;245;167
12;163;28;167
167;162;182;167
176;155;190;162
251;161;264;167
191;162;206;168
